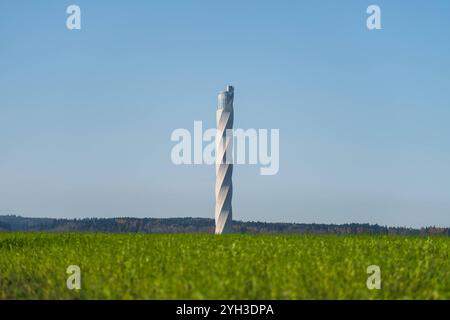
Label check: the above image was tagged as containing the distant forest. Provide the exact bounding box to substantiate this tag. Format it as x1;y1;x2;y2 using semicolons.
0;215;448;236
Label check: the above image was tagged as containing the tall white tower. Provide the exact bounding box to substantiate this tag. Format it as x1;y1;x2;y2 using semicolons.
215;85;234;234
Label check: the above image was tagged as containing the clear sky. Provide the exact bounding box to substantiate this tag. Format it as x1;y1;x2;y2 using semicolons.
1;0;449;227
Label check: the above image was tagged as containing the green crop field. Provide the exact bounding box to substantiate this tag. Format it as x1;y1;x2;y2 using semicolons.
0;233;448;299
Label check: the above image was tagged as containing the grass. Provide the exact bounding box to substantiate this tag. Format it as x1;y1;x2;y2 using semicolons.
0;233;448;299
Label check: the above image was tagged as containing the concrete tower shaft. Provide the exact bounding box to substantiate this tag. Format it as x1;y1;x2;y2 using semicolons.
215;85;234;234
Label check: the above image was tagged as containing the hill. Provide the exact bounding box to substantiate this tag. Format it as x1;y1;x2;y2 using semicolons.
0;215;447;235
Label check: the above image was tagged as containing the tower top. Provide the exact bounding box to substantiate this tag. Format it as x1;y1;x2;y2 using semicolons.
218;85;234;95
217;85;234;110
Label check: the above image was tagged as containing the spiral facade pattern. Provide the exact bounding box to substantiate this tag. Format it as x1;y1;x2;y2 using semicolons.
215;85;234;234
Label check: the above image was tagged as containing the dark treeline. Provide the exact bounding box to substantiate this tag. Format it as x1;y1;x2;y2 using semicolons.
0;215;448;236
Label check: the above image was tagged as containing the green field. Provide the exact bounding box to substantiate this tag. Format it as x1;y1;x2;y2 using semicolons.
0;233;448;299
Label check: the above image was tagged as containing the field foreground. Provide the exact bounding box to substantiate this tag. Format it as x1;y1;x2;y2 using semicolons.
0;233;448;299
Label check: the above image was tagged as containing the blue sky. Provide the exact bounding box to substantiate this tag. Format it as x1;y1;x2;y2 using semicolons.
1;0;449;227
